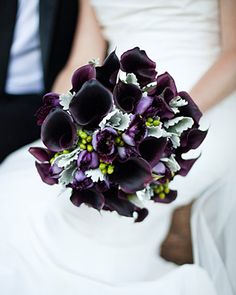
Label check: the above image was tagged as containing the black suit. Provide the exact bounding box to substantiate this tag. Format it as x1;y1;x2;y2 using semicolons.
0;0;79;162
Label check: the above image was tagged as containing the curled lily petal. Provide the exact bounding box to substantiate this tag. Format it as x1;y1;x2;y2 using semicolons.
139;137;167;167
70;189;105;210
176;155;200;176
103;187;149;222
96;50;120;89
180;128;208;153
29;147;54;162
120;47;157;87
113;81;142;112
111;157;152;193
152;72;177;98
69;79;113;128
35;162;62;185
41;109;77;152
178;91;202;125
71;64;96;92
35;92;60;125
153;189;177;204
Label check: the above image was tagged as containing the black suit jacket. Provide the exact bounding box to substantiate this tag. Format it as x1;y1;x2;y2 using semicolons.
0;0;79;93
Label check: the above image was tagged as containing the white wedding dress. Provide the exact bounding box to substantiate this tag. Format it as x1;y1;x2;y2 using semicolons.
0;0;236;294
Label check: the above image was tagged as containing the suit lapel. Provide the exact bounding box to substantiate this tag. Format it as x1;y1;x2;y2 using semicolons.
39;0;59;81
0;0;18;93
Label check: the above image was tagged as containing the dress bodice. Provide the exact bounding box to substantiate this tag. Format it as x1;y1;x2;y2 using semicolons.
91;0;221;90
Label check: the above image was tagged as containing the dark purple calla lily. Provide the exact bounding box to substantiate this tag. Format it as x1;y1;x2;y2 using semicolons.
120;47;157;87
176;155;200;176
69;79;113;128
179;128;208;154
70;188;105;210
110;157;152;193
178;91;202;126
41;109;77;152
150;72;177;99
122;115;146;146
153;189;177;204
96;50;120;90
92;127;117;161
113;81;142;112
103;187;149;222
35;162;62;185
138;136;167;167
28;147;55;162
71;64;96;92
35;92;60;125
77;150;99;171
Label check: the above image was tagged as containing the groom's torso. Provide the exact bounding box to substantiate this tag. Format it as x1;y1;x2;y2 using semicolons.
0;0;79;94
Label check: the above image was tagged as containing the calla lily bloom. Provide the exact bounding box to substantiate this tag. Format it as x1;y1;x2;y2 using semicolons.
110;157;152;193
70;188;105;210
179;128;208;153
139;136;167;167
28;147;55;162
41;109;77;152
35;162;62;185
71;64;96;92
113;81;142;112
69;79;113;128
35;92;60;125
96;50;120;90
120;47;157;87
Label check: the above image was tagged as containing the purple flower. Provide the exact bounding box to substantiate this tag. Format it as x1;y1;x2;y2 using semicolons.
70;187;105;210
113;81;142;112
35;162;62;185
77;150;99;171
96;50;120;90
69;79;113;129
138;136;167;167
103;187;149;222
110;157;152;193
150;72;177;98
178;91;202;126
41;109;77;152
122;115;146;146
135;96;153;115
35;92;60;125
117;146;138;161
179;128;208;154
71;170;93;191
28;147;55;162
92;127;117;161
120;47;157;87
71;64;96;92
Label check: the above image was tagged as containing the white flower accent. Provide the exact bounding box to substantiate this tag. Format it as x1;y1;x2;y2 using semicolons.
99;107;131;131
59;164;77;186
136;185;154;201
85;168;105;182
147;123;163;138
169;95;188;108
164;116;194;135
118;70;140;87
142;81;157;93
88;58;100;66
161;154;180;173
53;147;81;168
59;91;74;110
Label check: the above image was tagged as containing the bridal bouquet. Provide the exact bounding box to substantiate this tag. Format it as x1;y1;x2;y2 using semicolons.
30;47;207;222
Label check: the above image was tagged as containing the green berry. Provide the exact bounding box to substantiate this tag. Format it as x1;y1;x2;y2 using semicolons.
86;136;92;143
82;139;87;145
119;140;125;147
101;168;107;175
153;120;160;127
115;137;121;144
87;145;93;152
164;188;170;194
147;117;154;123
99;163;107;170
145;121;151;127
79;143;86;150
159;193;165;199
107;166;114;174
